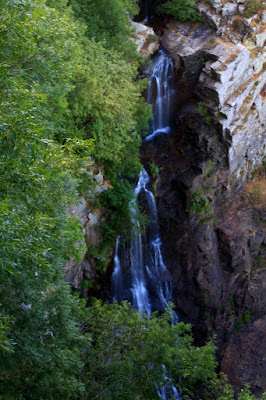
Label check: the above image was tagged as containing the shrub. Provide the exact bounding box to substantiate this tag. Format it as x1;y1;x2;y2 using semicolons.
82;300;217;400
147;34;158;43
157;0;202;22
244;0;264;17
198;101;211;125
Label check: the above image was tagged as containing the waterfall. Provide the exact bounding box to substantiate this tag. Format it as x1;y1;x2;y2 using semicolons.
112;49;180;399
145;49;175;142
143;0;149;22
112;50;177;315
112;169;177;318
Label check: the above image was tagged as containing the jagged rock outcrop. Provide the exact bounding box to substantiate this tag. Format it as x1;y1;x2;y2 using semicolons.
161;18;265;182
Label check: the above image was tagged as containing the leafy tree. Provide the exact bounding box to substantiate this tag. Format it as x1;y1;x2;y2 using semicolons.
0;315;13;353
0;0;152;396
81;300;217;400
157;0;202;22
0;0;89;397
204;374;266;400
64;41;151;168
0;280;87;399
68;0;140;59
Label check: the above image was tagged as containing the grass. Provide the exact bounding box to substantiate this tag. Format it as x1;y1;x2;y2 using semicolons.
244;0;265;17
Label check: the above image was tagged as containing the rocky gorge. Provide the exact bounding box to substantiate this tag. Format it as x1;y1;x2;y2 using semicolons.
65;1;265;397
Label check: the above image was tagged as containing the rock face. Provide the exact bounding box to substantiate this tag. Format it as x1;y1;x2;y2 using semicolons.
162;19;265;183
64;163;111;290
141;5;265;396
141;113;266;397
221;316;266;395
131;20;159;57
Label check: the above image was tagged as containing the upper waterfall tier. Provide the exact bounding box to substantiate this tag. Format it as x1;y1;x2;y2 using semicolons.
145;49;176;142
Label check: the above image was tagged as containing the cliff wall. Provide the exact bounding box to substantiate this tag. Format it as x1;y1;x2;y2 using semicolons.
141;2;265;395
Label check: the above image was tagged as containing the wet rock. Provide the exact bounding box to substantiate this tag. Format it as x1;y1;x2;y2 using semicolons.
141;30;265;391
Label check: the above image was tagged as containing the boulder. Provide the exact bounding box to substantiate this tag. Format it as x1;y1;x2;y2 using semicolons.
255;31;266;47
222;2;238;17
131;21;159;57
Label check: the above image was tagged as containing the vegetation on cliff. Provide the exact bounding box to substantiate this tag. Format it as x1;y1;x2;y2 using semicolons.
157;0;202;22
0;0;265;399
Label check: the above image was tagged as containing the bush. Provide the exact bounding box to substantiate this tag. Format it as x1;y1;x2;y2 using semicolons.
82;300;217;400
157;0;202;22
198;101;211;125
147;34;158;43
244;0;264;17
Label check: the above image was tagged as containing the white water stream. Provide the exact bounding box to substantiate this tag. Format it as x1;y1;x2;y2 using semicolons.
112;49;180;399
145;49;175;141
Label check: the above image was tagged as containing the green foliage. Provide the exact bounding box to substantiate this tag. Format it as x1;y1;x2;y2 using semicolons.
205;374;266;400
0;0;90;397
204;373;235;400
157;0;202;22
68;0;140;59
0;281;87;399
238;385;266;400
147;34;158;43
99;178;135;243
0;315;13;353
243;0;265;17
65;42;151;168
198;101;211;125
81;299;217;400
189;190;213;223
86;242;113;272
242;313;251;324
80;278;93;290
150;162;159;177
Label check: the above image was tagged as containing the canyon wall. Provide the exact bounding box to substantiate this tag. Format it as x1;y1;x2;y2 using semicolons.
140;1;265;395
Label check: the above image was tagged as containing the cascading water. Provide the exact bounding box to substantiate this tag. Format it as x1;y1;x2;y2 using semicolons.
112;49;180;399
112;50;177;312
145;49;175;142
112;170;177;318
112;171;180;399
143;0;149;22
